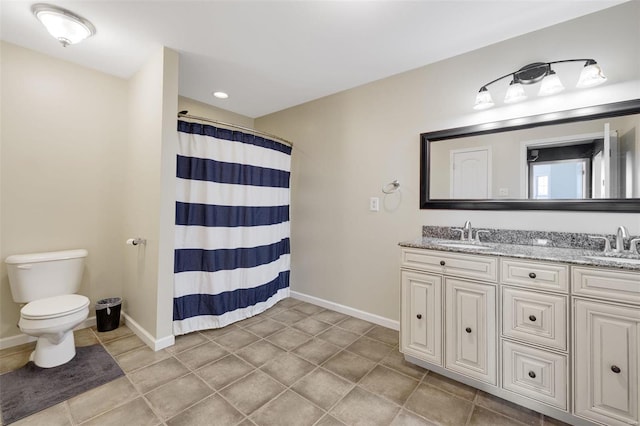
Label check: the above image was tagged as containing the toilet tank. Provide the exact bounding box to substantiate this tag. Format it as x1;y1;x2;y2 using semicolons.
5;249;88;303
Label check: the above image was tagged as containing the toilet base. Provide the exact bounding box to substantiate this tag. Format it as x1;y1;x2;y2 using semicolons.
31;330;76;368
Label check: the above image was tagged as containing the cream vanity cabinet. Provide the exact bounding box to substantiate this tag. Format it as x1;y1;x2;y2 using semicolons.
400;248;498;384
572;267;640;426
401;245;640;426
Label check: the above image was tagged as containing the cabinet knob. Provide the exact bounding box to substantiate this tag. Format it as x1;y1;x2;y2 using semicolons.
528;315;537;322
611;365;621;374
465;327;472;333
439;260;446;266
528;371;536;379
528;272;537;279
416;314;422;319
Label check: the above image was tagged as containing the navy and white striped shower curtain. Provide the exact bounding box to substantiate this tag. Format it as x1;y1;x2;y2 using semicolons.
173;120;291;335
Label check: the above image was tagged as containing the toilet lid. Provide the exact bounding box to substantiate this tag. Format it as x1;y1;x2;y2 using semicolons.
21;294;90;320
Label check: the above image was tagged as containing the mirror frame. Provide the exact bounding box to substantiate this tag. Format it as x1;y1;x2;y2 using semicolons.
420;99;640;212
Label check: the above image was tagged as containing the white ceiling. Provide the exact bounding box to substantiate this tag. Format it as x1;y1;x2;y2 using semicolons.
1;1;627;118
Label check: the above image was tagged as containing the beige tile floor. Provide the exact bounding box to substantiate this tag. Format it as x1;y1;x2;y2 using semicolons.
0;298;568;426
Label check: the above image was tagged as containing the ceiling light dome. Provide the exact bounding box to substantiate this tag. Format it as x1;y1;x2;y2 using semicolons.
32;4;96;47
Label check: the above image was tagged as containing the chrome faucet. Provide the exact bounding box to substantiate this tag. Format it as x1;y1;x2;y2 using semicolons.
463;221;472;241
615;225;629;253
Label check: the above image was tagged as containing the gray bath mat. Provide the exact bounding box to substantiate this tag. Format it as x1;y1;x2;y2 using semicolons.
0;344;124;424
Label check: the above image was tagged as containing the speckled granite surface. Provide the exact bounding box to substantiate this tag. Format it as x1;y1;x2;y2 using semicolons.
402;226;640;272
421;226;630;251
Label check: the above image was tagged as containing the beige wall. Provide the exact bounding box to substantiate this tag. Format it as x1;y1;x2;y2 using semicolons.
156;48;179;342
1;42;179;346
122;47;178;346
256;3;640;322
0;42;128;339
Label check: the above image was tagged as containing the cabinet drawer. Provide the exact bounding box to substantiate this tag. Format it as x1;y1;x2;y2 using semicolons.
501;259;568;292
572;267;640;305
502;287;567;351
502;340;567;410
401;248;497;283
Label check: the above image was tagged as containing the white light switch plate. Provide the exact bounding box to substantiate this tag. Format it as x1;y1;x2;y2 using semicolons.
369;197;380;212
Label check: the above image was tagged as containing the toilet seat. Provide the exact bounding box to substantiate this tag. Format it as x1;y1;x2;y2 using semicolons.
21;294;90;320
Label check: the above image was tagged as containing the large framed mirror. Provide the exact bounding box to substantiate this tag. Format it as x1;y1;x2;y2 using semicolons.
420;99;640;211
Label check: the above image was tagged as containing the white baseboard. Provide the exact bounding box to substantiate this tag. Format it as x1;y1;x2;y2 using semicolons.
290;291;399;331
122;312;174;351
0;316;98;350
1;293;389;351
0;313;176;352
0;332;36;350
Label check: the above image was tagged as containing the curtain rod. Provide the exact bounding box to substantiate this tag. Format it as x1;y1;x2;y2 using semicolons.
177;111;293;148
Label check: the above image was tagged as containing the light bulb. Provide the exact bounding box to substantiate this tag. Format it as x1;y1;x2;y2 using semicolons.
576;62;607;88
474;87;494;110
538;70;565;96
504;81;527;104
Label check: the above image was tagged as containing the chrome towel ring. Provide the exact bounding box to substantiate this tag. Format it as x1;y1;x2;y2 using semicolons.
382;180;400;194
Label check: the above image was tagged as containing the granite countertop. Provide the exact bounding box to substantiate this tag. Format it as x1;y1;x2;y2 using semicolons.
400;237;640;272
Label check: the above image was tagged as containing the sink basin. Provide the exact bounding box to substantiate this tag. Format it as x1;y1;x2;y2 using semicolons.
438;242;492;250
584;256;640;265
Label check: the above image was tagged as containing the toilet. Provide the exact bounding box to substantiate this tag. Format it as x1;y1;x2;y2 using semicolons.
5;249;90;368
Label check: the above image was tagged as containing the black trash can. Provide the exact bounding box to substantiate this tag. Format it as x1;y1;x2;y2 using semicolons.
96;297;122;332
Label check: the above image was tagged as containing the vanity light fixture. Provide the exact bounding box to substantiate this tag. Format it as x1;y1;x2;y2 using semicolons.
474;59;607;110
32;3;96;47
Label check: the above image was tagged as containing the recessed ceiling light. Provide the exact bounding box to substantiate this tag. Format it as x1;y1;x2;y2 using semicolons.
32;3;96;47
212;91;229;99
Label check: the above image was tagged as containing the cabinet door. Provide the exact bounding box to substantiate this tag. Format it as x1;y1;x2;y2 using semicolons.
400;270;442;365
445;278;496;385
574;299;639;426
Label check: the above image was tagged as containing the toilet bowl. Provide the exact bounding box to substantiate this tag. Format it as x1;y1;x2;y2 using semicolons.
5;249;89;368
19;294;90;368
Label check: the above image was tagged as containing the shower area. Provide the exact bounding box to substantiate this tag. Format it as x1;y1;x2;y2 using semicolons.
173;113;292;335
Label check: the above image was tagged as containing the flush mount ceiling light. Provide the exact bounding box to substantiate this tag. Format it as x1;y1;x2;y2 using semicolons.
212;91;229;99
473;59;607;110
32;3;96;47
